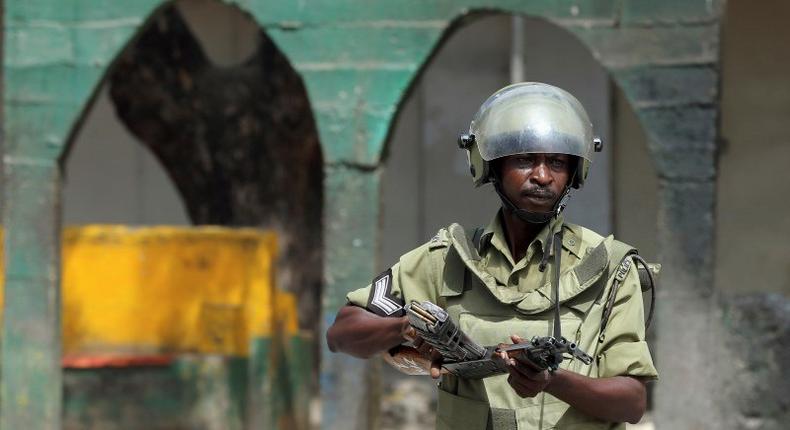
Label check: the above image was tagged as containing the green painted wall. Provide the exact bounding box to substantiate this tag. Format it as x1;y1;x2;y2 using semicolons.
3;0;724;428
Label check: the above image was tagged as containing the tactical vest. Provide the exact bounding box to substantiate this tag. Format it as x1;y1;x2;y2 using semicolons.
429;223;654;430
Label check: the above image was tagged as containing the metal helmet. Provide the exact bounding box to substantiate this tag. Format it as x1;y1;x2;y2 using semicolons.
458;82;602;188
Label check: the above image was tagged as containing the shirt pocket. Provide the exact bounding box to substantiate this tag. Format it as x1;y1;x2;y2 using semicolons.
513;397;617;430
436;388;490;430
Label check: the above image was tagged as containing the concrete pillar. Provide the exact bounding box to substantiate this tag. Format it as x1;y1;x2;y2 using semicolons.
320;165;382;430
1;158;63;429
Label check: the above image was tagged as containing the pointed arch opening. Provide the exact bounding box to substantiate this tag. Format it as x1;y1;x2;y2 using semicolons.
58;1;322;427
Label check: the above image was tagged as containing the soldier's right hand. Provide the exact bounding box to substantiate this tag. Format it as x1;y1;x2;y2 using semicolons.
402;321;446;379
500;335;552;398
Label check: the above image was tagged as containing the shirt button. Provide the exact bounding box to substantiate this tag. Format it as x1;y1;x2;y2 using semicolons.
568;239;576;246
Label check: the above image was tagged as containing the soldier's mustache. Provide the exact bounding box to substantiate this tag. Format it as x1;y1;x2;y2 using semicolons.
522;187;556;199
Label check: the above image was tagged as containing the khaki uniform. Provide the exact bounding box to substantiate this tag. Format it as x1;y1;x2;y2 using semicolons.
347;211;658;430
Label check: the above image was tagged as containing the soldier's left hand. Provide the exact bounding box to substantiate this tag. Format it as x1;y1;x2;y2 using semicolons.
500;334;552;398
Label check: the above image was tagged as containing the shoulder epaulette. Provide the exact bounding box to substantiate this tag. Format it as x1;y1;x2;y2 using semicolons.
428;228;451;250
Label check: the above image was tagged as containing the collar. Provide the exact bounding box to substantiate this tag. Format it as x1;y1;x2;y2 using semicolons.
478;209;583;261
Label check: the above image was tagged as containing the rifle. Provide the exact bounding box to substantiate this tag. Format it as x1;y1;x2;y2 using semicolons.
395;301;592;379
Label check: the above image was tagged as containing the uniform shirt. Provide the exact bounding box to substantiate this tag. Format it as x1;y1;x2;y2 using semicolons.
346;210;657;429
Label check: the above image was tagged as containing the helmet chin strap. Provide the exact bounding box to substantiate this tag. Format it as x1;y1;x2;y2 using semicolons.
491;156;579;224
492;180;572;224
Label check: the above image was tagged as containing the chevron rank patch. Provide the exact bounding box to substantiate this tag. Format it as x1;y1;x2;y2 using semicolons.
367;268;404;317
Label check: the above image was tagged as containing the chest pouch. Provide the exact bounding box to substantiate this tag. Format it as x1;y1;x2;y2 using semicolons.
444;224;597;373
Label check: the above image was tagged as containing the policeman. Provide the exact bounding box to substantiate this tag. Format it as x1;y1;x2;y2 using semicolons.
327;82;657;429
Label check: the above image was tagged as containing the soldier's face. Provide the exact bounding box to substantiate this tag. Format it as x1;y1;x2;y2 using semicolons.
498;153;571;213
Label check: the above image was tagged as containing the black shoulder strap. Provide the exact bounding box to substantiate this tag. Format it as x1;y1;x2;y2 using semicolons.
632;255;657;330
471;227;484;252
599;244;657;343
456;227;485;295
